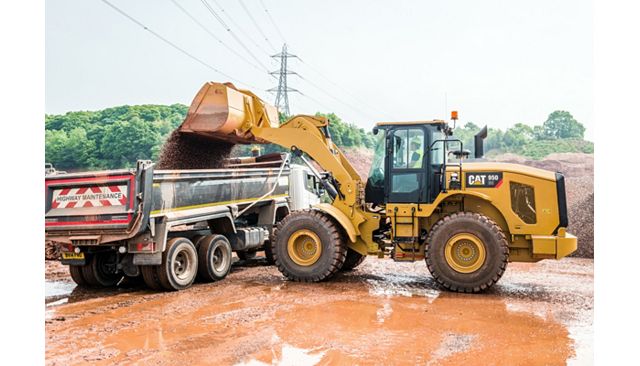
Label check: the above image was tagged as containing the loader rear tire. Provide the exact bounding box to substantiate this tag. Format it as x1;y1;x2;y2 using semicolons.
341;248;366;271
198;235;232;282
69;265;87;286
426;212;509;293
272;210;347;282
81;252;122;287
157;237;198;291
141;266;163;290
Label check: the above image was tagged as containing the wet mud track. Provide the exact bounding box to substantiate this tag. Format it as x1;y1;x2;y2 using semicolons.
45;258;593;365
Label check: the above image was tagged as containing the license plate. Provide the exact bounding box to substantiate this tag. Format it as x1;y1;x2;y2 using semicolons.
62;252;85;260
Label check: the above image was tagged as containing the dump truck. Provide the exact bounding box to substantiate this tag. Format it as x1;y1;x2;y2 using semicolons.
174;81;577;293
45;154;322;290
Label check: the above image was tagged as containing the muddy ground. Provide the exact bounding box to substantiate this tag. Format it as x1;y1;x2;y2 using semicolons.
45;256;592;366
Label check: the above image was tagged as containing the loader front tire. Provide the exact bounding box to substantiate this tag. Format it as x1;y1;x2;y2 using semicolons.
272;210;347;282
425;212;509;293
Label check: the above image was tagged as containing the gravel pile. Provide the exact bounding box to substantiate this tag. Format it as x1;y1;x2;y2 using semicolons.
565;176;594;258
156;130;234;169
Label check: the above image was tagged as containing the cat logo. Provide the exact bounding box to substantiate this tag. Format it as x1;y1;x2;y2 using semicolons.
465;172;503;188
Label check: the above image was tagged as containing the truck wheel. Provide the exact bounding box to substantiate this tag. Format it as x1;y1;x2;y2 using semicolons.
157;237;198;291
198;235;232;281
341;248;366;271
272;210;347;282
81;252;123;287
425;212;509;293
69;265;88;286
237;250;257;261
141;266;163;290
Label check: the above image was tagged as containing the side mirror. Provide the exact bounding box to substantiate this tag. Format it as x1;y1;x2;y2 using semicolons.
372;126;379;135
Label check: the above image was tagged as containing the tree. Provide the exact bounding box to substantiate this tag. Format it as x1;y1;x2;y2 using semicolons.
45;127;97;170
542;111;585;139
100;118;161;168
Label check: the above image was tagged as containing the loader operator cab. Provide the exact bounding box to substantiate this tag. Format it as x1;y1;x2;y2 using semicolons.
365;121;448;205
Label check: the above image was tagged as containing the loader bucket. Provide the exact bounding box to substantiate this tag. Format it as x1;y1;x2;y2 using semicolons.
178;82;279;144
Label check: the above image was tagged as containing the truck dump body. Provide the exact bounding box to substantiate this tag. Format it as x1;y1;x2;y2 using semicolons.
150;169;288;216
45;157;290;245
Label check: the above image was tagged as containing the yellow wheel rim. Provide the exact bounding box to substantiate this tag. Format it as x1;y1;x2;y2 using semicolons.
287;229;322;266
444;233;486;273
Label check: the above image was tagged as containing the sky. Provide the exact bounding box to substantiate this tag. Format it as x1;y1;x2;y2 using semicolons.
46;0;593;140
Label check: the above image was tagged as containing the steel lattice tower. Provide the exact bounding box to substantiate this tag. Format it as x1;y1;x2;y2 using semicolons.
268;44;299;116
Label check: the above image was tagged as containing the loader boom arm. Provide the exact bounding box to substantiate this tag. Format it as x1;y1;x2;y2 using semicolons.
177;82;373;246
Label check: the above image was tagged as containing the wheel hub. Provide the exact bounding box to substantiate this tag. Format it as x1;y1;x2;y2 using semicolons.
444;233;486;273
287;229;322;266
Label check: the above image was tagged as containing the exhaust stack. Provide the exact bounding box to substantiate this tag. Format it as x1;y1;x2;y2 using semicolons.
474;125;488;158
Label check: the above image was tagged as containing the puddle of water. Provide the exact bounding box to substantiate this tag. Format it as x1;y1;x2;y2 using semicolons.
45;281;76;298
366;273;440;301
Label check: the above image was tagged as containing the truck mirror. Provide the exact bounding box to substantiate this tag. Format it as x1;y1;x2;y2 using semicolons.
372;126;379;135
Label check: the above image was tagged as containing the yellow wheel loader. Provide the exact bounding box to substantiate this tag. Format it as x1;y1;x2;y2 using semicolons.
178;81;577;293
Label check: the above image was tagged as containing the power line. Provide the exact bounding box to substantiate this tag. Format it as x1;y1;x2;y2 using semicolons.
208;0;272;57
255;1;390;121
299;75;379;121
199;0;271;73
299;58;394;120
238;0;276;52
259;0;287;44
99;0;258;89
169;0;264;73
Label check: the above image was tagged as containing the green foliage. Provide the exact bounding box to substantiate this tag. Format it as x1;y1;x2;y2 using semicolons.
452;110;591;159
518;139;594;159
45;104;188;170
45;128;97;170
45;104;592;170
541;110;585;139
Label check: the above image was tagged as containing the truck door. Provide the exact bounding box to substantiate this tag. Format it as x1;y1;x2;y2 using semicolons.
386;127;428;203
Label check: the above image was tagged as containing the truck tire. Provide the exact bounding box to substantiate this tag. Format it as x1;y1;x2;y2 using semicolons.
157;237;198;291
69;265;87;286
272;210;347;282
341;248;366;271
141;266;163;290
425;212;509;293
198;235;232;282
81;252;123;287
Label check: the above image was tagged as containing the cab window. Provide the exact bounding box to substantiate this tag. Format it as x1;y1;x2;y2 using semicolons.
392;128;424;169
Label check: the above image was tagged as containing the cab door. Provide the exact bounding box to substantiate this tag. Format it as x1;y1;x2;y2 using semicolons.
385;127;428;203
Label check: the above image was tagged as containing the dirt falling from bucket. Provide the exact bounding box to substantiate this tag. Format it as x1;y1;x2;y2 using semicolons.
156;130;235;169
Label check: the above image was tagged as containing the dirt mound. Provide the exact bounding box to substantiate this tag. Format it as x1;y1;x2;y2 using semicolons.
156;130;234;169
492;153;593;178
565;176;594;258
342;147;374;180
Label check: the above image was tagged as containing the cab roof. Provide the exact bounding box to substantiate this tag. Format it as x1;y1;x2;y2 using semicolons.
375;120;447;127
